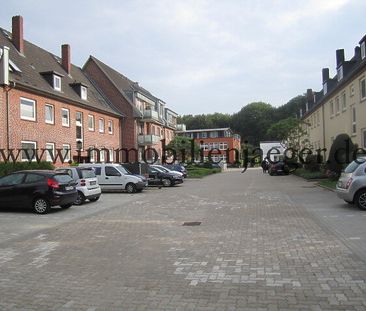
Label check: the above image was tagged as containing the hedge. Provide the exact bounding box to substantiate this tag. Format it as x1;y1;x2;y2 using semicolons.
0;161;54;177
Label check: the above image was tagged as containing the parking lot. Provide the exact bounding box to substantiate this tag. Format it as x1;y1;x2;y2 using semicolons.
1;169;366;310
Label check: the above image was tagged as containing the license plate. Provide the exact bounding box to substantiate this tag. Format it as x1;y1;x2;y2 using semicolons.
65;186;74;191
90;181;96;185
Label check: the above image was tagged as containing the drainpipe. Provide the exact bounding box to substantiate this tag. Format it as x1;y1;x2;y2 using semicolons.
322;104;326;158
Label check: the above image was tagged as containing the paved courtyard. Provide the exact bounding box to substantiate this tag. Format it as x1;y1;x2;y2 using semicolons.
1;169;366;310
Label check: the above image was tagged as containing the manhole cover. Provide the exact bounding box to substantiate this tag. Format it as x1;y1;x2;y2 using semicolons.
182;221;202;226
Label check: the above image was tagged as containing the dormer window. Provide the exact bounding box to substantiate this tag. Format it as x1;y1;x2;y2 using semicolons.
337;66;343;81
81;86;87;100
53;75;61;91
40;71;64;91
361;42;366;60
70;82;88;100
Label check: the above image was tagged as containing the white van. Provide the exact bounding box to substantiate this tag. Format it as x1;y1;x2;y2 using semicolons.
79;163;146;193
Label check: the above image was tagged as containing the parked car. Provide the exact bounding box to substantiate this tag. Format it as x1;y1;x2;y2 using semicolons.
79;163;145;193
55;167;101;205
163;164;187;178
148;166;184;187
120;164;148;187
268;161;290;176
0;170;77;214
336;157;366;210
151;164;184;178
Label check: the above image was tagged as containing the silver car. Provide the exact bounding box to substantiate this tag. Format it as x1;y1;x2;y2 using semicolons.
56;167;101;205
336;157;366;210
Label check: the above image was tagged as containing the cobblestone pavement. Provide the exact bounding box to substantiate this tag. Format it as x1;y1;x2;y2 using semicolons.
1;169;366;310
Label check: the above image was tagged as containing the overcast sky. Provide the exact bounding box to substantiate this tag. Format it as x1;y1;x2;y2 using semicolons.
1;0;366;115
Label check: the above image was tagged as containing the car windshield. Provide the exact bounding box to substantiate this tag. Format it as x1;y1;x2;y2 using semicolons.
152;166;164;173
80;169;96;178
121;166;132;174
155;166;169;172
115;165;129;175
344;158;366;173
54;174;73;183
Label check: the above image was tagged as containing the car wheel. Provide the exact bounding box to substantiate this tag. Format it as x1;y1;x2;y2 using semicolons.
162;178;172;187
89;196;100;202
355;189;366;210
60;203;72;209
74;191;85;205
33;197;50;214
126;183;136;193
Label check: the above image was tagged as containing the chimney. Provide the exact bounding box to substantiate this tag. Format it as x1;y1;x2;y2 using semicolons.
0;46;10;85
306;88;314;105
354;46;361;60
336;49;345;67
322;68;329;84
12;15;24;54
61;44;71;74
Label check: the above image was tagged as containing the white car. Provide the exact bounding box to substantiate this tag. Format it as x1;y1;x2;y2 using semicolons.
55;167;101;205
79;163;146;193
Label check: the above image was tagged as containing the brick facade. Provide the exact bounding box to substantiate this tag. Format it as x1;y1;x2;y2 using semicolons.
83;60;137;152
2;88;120;165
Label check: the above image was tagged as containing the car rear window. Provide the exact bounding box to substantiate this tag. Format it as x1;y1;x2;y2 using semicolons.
53;174;73;183
80;169;96;178
344;158;366;173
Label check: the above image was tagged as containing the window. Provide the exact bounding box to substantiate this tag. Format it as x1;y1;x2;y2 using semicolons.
341;93;346;111
45;104;54;124
20;97;36;121
76;112;83;150
109;149;114;162
219;142;228;150
360;78;366;100
89;146;96;163
352;106;357;135
201;132;207;138
335;97;340;114
99;118;105;133
350;83;355;97
53;75;61;91
62;144;71;162
323;83;328;95
317;111;320;126
361;41;366;60
61;108;70;127
94;167;101;175
81;86;87;100
0;173;25;186
24;173;44;184
21;141;36;162
330;101;334;116
108;120;113;134
100;149;105;162
337;66;343;81
105;166;120;176
88;115;94;131
363;130;366;149
45;143;55;162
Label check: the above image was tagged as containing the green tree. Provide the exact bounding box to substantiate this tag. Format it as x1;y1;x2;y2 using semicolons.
165;136;200;163
231;102;275;145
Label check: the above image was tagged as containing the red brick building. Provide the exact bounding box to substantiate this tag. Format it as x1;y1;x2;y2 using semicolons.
0;16;122;165
176;127;241;163
83;56;178;162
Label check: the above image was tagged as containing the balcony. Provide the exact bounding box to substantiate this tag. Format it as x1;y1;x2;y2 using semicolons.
142;109;161;123
138;134;161;145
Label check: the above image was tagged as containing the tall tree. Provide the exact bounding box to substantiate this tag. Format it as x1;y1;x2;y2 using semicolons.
231;102;275;145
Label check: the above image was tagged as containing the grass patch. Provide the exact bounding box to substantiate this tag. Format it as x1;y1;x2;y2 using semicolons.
292;168;327;180
318;179;337;190
187;167;221;178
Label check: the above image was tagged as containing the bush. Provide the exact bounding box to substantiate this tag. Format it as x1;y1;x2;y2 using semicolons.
0;161;54;177
304;154;323;172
